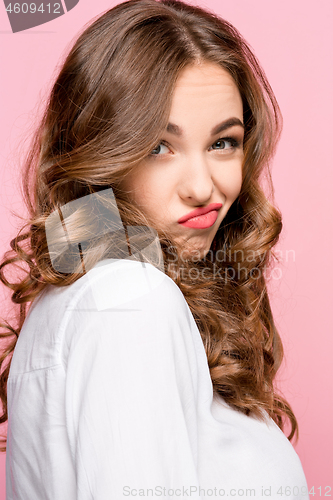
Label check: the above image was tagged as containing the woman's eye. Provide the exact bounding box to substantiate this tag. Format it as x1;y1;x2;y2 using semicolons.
148;136;240;158
210;137;240;152
149;142;170;156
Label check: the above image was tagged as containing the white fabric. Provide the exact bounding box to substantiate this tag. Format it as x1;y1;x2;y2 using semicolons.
6;258;309;499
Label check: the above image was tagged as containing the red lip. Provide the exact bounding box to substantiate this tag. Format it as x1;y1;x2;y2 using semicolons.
178;203;223;223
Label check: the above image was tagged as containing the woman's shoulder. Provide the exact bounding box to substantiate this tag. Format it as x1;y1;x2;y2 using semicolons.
35;257;185;316
58;258;199;373
60;257;192;338
9;258;193;376
78;257;186;312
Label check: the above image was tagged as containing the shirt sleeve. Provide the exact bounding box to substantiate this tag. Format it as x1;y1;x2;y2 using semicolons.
60;259;204;500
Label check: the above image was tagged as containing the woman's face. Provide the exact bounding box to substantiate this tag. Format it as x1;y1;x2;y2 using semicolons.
119;61;244;261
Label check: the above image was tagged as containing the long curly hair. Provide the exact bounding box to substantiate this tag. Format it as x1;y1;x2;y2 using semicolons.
0;0;298;452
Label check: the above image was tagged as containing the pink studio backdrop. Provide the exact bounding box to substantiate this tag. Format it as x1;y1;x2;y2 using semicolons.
0;0;332;497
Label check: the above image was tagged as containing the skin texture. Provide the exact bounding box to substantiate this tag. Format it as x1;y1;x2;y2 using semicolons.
119;61;245;261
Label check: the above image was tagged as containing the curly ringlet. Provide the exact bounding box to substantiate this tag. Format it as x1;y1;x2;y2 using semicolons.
0;0;298;451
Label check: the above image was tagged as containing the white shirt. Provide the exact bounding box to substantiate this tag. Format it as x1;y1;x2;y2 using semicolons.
6;258;309;499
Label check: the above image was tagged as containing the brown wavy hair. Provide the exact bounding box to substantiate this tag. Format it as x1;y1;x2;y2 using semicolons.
0;0;298;452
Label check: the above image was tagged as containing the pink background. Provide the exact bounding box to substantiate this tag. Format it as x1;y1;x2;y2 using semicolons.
0;0;332;496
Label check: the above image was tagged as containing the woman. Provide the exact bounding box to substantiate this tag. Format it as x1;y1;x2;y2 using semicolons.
0;0;309;498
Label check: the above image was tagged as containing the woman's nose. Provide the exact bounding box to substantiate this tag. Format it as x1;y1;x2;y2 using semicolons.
178;154;214;204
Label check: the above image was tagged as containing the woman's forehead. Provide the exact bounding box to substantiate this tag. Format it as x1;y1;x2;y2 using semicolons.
168;63;243;129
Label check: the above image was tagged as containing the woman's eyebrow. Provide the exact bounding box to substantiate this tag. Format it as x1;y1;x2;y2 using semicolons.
166;117;244;137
